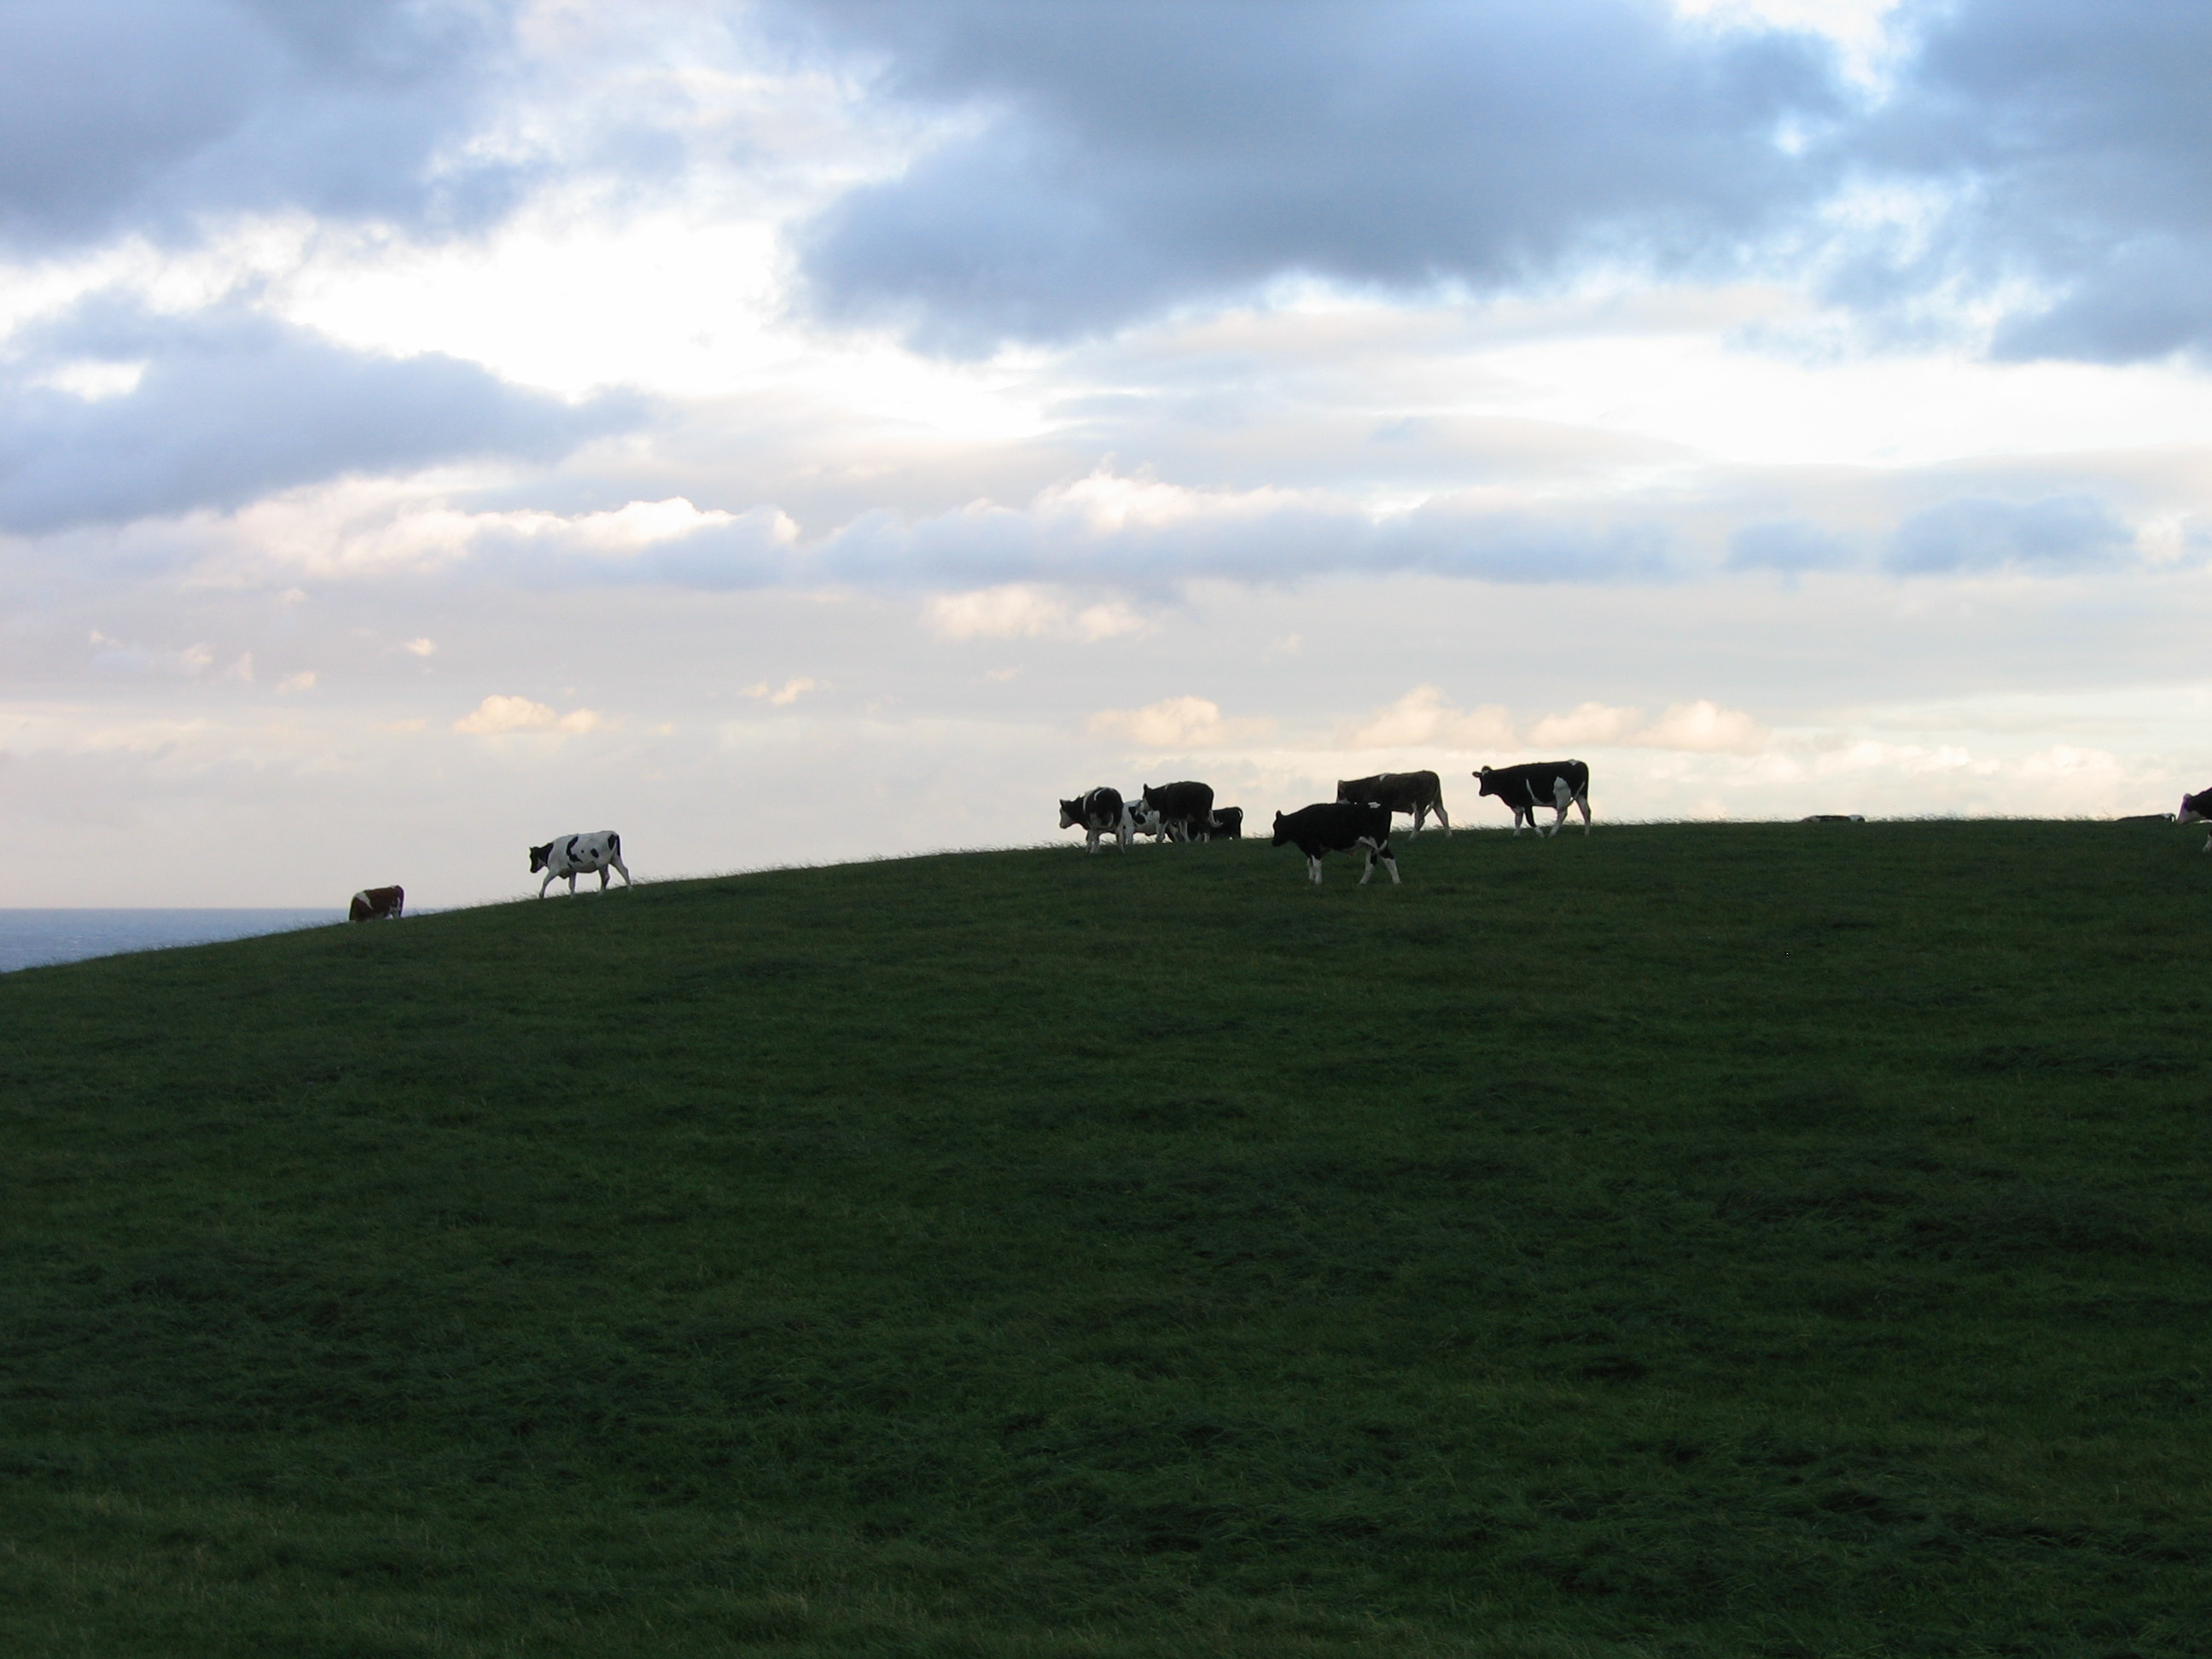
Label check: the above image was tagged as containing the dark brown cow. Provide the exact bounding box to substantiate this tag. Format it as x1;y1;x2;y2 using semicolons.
349;885;404;922
1141;781;1216;842
1336;770;1450;835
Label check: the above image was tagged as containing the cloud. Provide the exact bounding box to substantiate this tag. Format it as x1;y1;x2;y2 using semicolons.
1851;0;2212;364
1726;518;1854;573
0;0;527;251
0;300;643;533
1526;698;1771;754
921;584;1144;640
776;0;1847;350
745;677;824;706
1339;685;1516;751
1088;696;1274;749
1883;494;2134;575
453;694;600;734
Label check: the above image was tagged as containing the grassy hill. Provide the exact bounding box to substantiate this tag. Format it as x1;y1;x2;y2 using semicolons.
3;820;2207;1658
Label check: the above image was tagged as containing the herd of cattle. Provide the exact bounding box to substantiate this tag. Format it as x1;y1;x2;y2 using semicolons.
342;771;2212;921
1058;761;1595;883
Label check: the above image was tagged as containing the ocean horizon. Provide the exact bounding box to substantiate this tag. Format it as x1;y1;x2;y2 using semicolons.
0;910;347;975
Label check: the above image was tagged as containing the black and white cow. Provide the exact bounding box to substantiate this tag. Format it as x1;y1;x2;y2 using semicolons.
1142;780;1216;842
1059;786;1129;853
1208;806;1244;841
2180;787;2212;851
529;830;632;897
1476;760;1592;837
1336;771;1450;835
1272;801;1400;885
348;885;404;922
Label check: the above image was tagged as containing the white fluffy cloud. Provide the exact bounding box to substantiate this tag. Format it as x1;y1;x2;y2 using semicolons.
452;695;601;735
1089;696;1276;750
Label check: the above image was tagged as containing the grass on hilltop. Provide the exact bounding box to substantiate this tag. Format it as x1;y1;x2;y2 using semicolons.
2;818;2208;1658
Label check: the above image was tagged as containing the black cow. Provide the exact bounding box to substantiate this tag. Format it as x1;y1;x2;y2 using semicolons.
2180;787;2212;852
1336;770;1450;834
1476;760;1591;837
1272;802;1400;885
1208;806;1244;841
1059;786;1129;853
1142;780;1216;842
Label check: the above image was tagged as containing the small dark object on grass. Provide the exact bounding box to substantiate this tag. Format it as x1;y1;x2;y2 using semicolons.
2116;813;2174;824
1802;814;1865;823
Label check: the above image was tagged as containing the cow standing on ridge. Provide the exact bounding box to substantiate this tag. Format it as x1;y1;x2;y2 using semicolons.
1060;787;1129;853
348;886;404;922
2180;786;2212;851
1336;771;1450;835
1476;760;1592;837
1141;781;1216;842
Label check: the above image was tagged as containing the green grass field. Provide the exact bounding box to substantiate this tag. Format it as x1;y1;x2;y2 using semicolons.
3;819;2207;1657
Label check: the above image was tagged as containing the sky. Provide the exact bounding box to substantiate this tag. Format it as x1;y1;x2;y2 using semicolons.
6;0;2212;905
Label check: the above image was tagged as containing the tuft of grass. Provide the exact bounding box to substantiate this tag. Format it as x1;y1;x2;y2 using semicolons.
3;818;2209;1656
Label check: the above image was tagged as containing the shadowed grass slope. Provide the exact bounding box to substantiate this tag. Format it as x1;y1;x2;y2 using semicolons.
1;819;2208;1656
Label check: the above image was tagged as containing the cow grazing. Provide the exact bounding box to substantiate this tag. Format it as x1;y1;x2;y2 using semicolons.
348;885;404;923
1476;760;1592;837
1208;806;1244;841
529;831;632;897
2179;787;2212;851
1142;780;1216;842
1272;802;1400;885
1336;771;1450;835
1059;786;1128;853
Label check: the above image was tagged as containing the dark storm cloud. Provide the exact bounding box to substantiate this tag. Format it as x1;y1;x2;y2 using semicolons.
0;0;522;247
0;300;643;533
1856;0;2212;364
770;0;1848;351
1883;495;2134;576
771;0;2212;364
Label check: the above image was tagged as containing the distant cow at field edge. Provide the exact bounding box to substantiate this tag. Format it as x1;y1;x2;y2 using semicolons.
349;886;404;922
2180;787;2212;851
530;831;632;897
1476;760;1592;837
1208;806;1244;841
1060;787;1128;854
1142;781;1216;842
1272;801;1400;886
1336;771;1450;835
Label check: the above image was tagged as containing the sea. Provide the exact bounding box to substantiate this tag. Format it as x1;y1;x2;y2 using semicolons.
0;910;346;975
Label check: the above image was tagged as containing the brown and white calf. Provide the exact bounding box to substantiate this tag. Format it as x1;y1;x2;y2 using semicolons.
348;885;404;922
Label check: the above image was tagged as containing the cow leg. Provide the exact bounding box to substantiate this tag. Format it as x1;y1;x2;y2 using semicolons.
1435;801;1451;836
1575;792;1592;835
567;872;579;894
538;871;556;898
611;856;633;886
1308;854;1324;884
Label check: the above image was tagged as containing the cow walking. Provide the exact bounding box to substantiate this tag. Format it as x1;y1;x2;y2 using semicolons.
1476;760;1592;836
1272;802;1400;885
1336;771;1450;835
348;886;404;922
529;831;632;896
1060;787;1129;853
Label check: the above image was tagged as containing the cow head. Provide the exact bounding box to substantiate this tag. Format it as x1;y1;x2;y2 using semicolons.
1474;765;1501;798
1058;798;1085;829
1271;811;1289;847
527;841;554;872
2181;789;2212;824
